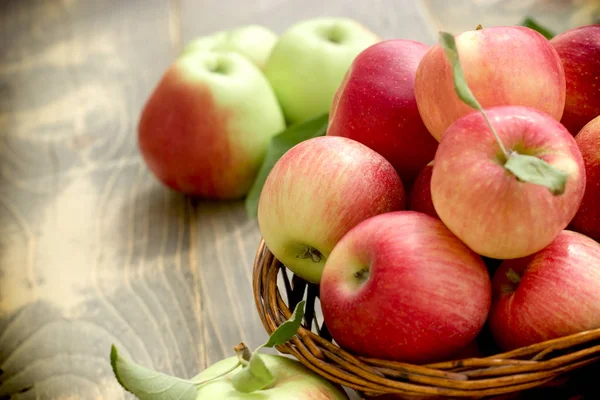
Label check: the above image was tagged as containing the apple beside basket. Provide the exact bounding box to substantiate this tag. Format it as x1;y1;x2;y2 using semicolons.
251;239;600;399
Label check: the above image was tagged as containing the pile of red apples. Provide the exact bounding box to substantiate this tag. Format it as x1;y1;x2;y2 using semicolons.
137;19;600;365
258;24;600;364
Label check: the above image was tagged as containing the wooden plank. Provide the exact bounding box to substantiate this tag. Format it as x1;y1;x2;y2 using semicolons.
0;0;434;399
0;0;205;398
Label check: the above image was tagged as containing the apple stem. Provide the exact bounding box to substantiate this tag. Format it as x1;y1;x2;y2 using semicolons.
235;342;252;364
476;24;483;30
192;362;242;387
353;267;370;284
480;111;510;162
506;268;522;285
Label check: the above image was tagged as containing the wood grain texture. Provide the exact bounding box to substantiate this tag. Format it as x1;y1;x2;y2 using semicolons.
0;0;432;399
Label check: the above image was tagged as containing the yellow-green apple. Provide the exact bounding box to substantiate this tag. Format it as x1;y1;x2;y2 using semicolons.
257;136;405;284
415;26;566;141
489;230;600;351
550;25;600;135
408;161;438;218
264;17;380;124
319;211;491;364
182;25;278;70
193;354;349;399
569;115;600;242
431;105;586;259
326;39;438;185
138;51;285;199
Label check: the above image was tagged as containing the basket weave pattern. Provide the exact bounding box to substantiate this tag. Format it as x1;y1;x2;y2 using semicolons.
252;239;600;399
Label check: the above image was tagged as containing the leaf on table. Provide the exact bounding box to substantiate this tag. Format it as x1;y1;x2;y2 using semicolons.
263;300;306;348
520;16;556;40
110;345;197;400
504;153;568;195
245;114;329;218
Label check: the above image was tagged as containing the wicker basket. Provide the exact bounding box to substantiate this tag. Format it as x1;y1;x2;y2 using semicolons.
252;239;600;399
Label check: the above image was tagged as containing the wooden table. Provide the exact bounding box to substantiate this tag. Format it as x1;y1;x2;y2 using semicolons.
0;1;435;398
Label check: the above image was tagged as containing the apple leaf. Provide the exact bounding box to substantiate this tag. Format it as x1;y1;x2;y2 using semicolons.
110;345;198;400
230;351;275;393
504;153;568;195
438;31;482;111
263;300;306;348
520;16;555;40
245;114;329;218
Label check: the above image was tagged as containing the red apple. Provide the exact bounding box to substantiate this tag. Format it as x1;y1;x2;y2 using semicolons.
431;105;586;260
415;26;566;141
408;161;438;218
489;230;600;351
320;211;491;364
550;25;600;135
257;136;406;284
138;51;286;199
569;115;600;242
327;39;438;185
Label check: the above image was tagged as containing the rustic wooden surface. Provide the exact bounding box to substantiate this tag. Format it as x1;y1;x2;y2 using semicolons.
0;1;435;398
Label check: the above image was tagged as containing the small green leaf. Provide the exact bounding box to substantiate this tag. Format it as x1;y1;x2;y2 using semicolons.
245;114;329;218
504;154;568;195
110;345;197;400
520;17;555;40
439;31;482;111
230;352;275;393
263;300;306;348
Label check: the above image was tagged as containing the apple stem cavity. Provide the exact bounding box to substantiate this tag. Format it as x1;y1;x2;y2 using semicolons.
208;58;228;74
506;268;522;285
297;246;323;263
438;31;569;196
326;24;345;44
353;267;370;284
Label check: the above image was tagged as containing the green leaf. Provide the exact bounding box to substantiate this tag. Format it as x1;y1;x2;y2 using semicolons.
263;300;306;348
504;154;568;195
245;114;329;218
520;16;555;40
439;31;482;111
110;345;197;400
230;351;275;393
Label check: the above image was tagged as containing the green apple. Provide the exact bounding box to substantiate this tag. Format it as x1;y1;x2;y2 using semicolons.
264;17;380;123
182;25;278;70
193;354;348;399
138;50;286;199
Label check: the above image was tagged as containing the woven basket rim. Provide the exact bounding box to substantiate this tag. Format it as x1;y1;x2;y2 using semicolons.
252;238;600;398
